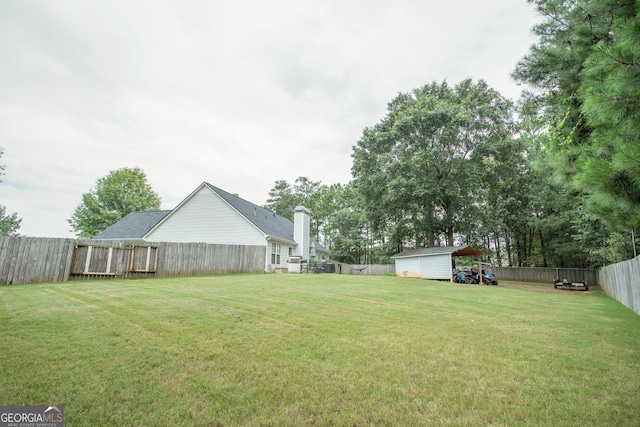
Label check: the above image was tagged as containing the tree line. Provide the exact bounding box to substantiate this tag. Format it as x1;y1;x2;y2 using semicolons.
263;0;640;267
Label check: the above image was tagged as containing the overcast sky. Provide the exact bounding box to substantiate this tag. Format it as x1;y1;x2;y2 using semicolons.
0;0;541;238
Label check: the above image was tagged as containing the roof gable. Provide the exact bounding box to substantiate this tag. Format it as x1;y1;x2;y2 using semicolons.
142;182;328;252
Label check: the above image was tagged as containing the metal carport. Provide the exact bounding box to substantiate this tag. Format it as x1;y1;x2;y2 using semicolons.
391;245;483;281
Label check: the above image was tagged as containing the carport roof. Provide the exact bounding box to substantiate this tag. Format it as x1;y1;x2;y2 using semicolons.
391;245;483;259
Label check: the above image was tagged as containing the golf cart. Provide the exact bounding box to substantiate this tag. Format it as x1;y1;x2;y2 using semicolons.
453;268;478;284
471;264;499;286
481;268;499;286
452;266;498;286
553;278;589;291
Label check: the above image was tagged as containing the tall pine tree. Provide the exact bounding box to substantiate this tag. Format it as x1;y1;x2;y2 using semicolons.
514;0;640;230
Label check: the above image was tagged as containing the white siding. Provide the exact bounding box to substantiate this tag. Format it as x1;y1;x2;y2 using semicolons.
264;241;298;272
266;240;294;269
395;257;422;278
395;254;452;280
420;254;452;280
145;186;266;245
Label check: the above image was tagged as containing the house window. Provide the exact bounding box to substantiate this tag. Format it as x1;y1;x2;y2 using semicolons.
288;247;293;257
271;243;281;265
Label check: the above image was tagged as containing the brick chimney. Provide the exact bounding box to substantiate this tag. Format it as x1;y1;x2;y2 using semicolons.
293;206;310;260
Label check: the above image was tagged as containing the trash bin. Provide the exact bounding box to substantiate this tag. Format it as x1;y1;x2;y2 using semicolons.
317;260;335;273
325;262;335;273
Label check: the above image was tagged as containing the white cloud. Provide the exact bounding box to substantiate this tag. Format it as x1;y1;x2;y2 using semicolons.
0;0;541;237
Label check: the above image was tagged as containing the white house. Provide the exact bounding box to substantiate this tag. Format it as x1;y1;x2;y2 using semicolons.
93;182;329;272
391;245;482;280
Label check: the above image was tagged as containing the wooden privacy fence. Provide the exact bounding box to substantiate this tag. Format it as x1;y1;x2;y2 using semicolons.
332;262;395;275
329;263;599;282
490;266;598;286
0;237;75;285
599;256;640;315
0;237;266;285
156;242;265;277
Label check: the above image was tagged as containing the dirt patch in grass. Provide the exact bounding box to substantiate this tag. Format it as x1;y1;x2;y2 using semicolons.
499;282;593;294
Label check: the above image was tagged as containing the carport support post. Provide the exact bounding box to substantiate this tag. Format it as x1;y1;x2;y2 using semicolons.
450;254;454;282
478;255;482;284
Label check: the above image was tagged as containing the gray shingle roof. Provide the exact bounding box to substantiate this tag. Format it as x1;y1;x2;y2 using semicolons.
391;245;482;258
204;183;328;251
204;183;296;242
93;210;172;239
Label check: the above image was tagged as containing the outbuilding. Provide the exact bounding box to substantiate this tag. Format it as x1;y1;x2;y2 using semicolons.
391;245;483;281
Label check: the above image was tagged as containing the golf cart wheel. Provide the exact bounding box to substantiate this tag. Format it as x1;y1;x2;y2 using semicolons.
464;277;472;284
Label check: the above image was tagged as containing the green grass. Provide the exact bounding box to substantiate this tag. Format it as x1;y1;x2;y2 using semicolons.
1;274;639;426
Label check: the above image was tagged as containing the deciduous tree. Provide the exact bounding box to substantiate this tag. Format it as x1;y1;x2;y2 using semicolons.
0;147;21;236
68;167;161;237
0;205;21;236
352;79;514;250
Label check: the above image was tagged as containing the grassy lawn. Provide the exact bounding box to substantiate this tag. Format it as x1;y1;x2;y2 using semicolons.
1;274;639;426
